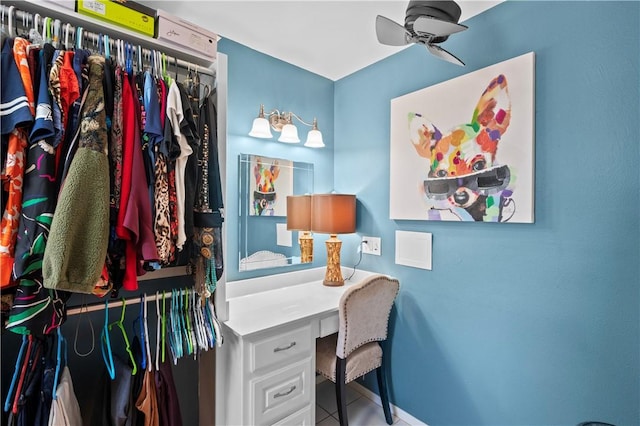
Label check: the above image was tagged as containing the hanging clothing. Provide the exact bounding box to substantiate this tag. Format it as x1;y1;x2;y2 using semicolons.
135;368;159;426
176;82;200;250
115;72;159;292
7;47;71;335
42;55;110;294
1;38;34;288
154;359;182;426
166;81;192;252
48;366;82;426
193;90;224;282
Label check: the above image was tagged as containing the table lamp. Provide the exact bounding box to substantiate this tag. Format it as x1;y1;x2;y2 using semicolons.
286;195;313;263
311;194;356;286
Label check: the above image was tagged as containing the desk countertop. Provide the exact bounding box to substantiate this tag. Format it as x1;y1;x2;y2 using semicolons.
223;269;378;337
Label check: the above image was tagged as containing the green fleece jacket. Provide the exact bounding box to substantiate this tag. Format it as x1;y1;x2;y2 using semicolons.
43;56;109;294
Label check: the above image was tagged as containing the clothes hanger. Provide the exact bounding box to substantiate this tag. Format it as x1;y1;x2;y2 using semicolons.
73;297;95;357
161;52;172;86
207;297;223;347
182;288;193;356
101;299;116;380
51;327;68;400
168;289;180;363
199;294;214;349
137;45;142;73
42;17;51;44
203;297;216;348
75;26;83;50
10;335;35;414
161;290;167;364
155;291;161;371
64;23;71;50
108;297;137;375
143;293;152;371
7;6;15;38
52;19;61;48
194;290;208;351
3;335;28;412
103;34;110;60
134;294;147;370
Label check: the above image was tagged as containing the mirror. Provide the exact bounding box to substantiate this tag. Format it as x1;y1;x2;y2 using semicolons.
238;154;314;271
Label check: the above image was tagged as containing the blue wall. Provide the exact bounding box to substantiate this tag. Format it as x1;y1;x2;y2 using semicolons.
219;1;639;424
217;40;335;281
335;1;639;424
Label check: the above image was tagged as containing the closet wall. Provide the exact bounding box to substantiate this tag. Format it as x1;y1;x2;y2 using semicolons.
0;2;225;425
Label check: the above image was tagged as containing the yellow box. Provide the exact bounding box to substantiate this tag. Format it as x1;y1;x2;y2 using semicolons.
77;0;155;37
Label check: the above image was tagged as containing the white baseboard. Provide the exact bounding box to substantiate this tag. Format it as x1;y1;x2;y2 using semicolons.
316;376;427;425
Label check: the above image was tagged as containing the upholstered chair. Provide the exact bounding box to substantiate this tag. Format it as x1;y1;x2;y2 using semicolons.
316;274;400;426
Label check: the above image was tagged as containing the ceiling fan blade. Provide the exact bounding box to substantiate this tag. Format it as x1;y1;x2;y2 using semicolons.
426;44;465;66
414;16;468;37
376;15;410;46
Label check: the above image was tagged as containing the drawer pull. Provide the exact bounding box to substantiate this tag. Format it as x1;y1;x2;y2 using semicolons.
273;341;296;352
274;385;296;398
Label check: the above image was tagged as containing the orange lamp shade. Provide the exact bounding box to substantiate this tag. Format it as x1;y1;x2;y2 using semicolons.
311;194;356;234
286;195;312;231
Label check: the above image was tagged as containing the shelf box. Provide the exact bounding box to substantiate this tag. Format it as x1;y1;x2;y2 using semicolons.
76;0;155;37
156;9;217;60
42;0;76;11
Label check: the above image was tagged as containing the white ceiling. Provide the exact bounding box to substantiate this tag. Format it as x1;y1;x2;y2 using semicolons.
142;1;503;81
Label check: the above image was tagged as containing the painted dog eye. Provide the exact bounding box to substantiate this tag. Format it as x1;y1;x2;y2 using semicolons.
473;160;486;171
435;169;448;178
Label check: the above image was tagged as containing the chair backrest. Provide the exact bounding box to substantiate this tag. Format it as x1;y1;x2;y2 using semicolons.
336;275;400;359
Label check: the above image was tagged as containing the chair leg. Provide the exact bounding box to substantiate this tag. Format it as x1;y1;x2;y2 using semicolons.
335;357;348;426
377;364;393;425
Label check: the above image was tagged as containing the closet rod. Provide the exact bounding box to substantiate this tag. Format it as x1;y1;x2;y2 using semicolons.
0;5;215;77
66;288;203;317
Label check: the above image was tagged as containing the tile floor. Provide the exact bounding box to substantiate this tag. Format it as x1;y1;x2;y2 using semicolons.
315;379;411;425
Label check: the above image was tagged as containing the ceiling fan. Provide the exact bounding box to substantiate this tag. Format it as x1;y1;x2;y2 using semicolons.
376;0;468;66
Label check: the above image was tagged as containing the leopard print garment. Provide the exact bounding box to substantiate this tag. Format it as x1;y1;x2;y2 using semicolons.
154;152;172;264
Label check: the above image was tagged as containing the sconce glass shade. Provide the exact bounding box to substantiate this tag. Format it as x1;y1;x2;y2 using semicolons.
278;123;300;143
311;194;356;235
249;116;273;138
304;129;324;148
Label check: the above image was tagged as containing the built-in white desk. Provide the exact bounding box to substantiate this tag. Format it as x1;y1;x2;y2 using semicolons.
217;268;378;426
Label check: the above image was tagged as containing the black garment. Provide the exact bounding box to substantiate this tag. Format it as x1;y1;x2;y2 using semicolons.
194;91;224;280
176;81;200;242
91;355;134;426
33;356;55;426
154;359;182;426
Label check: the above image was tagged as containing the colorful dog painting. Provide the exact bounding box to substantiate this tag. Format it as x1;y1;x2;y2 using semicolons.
249;155;293;217
410;74;514;221
389;53;535;223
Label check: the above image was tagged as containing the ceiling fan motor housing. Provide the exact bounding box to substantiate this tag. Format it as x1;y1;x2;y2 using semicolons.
405;0;462;43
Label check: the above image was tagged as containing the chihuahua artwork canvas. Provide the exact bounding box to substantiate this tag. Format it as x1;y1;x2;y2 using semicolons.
390;52;535;223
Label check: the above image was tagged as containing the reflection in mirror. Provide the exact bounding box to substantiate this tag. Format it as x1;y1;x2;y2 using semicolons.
238;154;314;272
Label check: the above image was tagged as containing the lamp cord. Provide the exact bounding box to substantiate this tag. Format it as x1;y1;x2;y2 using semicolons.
346;241;366;281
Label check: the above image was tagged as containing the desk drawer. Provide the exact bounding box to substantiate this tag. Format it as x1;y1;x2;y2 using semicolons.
271;405;312;426
252;358;312;425
251;324;312;372
319;314;339;338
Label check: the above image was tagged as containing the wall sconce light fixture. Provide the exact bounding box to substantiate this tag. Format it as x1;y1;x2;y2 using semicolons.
249;104;325;148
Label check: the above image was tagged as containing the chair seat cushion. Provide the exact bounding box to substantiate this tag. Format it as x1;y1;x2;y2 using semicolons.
316;333;382;384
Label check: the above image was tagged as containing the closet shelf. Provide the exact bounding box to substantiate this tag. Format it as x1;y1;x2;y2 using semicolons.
2;0;217;71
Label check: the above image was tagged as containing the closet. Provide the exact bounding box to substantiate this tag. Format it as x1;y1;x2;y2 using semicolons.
0;1;228;425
